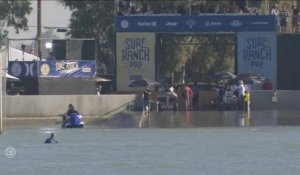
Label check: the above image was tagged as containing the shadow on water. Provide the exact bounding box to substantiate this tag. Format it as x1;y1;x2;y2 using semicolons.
89;111;300;128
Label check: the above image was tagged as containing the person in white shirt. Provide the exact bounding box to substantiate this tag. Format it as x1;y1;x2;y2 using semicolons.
237;80;246;110
237;80;245;98
271;4;280;30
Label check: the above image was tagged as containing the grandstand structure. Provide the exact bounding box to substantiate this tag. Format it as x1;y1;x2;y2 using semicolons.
115;14;277;91
114;0;300;91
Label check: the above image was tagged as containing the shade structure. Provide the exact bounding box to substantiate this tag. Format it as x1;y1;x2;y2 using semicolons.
210;71;237;82
94;77;111;82
128;78;160;87
237;73;265;84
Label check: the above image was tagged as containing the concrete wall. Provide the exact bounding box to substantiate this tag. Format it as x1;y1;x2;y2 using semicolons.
6;95;137;118
251;90;300;111
4;90;300;118
197;90;300;111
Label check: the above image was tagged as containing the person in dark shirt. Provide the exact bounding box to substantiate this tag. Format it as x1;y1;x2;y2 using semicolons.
65;104;79;116
62;104;79;126
46;52;56;61
292;5;299;33
279;6;289;32
44;133;58;144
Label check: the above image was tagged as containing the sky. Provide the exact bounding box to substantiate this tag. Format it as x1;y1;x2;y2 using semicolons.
7;0;72;47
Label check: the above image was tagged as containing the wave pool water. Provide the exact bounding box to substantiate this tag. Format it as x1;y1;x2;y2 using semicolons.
0;126;300;175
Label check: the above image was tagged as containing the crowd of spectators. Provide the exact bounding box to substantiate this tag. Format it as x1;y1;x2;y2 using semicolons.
270;3;300;33
116;0;256;16
117;0;300;33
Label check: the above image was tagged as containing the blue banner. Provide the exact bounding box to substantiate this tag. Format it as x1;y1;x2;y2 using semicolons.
8;61;96;78
115;15;276;33
38;61;95;78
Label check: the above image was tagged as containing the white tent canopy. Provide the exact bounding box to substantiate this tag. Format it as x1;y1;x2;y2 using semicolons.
8;47;39;61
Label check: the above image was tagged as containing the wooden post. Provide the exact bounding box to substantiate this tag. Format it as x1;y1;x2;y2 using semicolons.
37;0;42;60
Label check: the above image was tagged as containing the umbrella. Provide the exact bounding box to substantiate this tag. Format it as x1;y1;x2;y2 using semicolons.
210;71;237;81
94;77;111;82
128;78;160;87
237;73;265;84
241;77;263;84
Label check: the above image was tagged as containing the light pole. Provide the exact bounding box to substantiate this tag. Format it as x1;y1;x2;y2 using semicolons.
21;44;26;61
37;0;42;60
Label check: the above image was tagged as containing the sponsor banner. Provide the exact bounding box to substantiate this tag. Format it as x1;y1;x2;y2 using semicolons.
8;61;38;77
116;15;276;33
8;61;95;78
116;33;155;91
38;61;95;77
237;32;277;89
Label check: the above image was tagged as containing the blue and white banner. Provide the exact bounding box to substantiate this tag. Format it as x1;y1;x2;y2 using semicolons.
38;61;95;78
116;15;276;33
116;33;156;91
8;61;96;78
237;32;277;89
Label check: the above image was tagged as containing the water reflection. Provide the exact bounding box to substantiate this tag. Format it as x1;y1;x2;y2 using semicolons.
237;113;250;127
92;111;300;128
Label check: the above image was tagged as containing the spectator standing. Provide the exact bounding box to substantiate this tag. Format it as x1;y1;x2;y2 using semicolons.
270;4;280;31
292;5;299;33
237;80;246;110
279;6;289;33
183;83;193;111
262;79;273;90
218;82;225;105
96;85;102;95
191;82;199;110
243;90;250;112
46;52;56;61
177;5;187;15
129;4;137;15
143;86;151;115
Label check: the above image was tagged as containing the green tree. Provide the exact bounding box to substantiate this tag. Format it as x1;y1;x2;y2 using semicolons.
0;0;32;40
59;0;115;75
159;34;235;83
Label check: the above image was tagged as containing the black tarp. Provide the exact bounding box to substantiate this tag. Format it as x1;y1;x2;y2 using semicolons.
277;34;300;90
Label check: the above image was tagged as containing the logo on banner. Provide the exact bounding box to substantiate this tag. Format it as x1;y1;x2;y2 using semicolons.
251;21;269;25
230;20;242;27
166;22;178;26
243;36;272;68
10;62;22;77
121;20;129;29
122;38;150;69
56;62;79;74
24;63;35;76
185;19;196;28
40;63;50;76
82;66;91;73
204;21;222;27
137;21;157;27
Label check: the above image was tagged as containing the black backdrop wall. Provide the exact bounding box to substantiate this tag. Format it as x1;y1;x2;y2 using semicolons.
277;34;300;90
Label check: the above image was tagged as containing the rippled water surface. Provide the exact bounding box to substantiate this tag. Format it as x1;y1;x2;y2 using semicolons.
0;111;300;175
